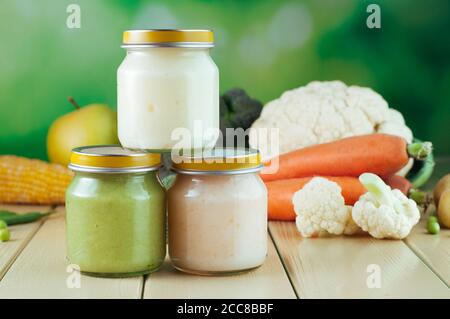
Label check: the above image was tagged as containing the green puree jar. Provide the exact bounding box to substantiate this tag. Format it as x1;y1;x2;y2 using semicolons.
66;146;166;277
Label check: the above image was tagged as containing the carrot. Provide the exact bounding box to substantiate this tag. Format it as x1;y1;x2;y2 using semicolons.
383;175;412;195
266;176;366;221
261;134;431;182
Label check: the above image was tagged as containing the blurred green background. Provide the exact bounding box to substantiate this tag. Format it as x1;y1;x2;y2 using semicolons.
0;0;449;159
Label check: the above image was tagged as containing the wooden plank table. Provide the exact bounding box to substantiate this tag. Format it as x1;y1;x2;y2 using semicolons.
269;222;449;298
0;159;449;299
0;206;448;299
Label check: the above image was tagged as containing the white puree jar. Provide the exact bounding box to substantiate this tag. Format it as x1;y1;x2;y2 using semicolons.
118;30;219;152
168;148;268;275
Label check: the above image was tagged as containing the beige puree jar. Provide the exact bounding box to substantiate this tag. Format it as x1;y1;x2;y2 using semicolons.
168;148;268;275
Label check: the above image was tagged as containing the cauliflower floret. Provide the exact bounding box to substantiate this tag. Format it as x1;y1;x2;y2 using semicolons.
377;122;413;143
343;206;363;235
250;81;413;162
377;108;413;144
352;173;420;239
292;177;360;237
385;108;406;125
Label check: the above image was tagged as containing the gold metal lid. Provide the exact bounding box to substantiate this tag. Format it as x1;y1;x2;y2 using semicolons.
69;145;161;173
122;29;214;48
171;148;262;175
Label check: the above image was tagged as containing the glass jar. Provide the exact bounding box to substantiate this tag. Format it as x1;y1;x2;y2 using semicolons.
117;29;219;152
168;148;267;275
66;146;166;278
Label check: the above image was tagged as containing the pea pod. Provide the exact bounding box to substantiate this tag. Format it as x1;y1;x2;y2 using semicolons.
0;211;18;218
0;212;49;226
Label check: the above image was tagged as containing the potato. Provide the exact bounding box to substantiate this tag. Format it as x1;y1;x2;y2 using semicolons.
438;190;450;228
434;174;450;205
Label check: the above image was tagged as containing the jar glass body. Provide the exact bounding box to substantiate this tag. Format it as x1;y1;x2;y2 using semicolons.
168;173;268;275
66;170;166;277
117;47;219;152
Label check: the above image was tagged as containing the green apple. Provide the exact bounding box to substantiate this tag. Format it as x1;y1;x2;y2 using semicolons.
47;97;119;166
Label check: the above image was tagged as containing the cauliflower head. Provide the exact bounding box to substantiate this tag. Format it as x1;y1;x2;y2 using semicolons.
293;177;360;237
249;81;413;161
352;173;420;239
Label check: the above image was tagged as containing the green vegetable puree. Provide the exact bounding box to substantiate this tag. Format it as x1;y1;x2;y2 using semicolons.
66;171;165;277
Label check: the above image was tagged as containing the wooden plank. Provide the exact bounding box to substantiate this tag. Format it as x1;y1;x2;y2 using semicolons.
143;235;296;299
0;207;143;299
269;221;450;299
405;219;450;286
0;205;51;280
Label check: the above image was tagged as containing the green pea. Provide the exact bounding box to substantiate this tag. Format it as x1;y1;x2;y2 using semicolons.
427;221;440;235
0;220;7;229
0;228;10;242
428;216;438;224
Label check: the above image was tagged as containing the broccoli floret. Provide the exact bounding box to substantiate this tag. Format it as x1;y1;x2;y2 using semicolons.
219;97;229;118
219;88;263;147
229;101;260;128
222;88;247;110
220;88;262;129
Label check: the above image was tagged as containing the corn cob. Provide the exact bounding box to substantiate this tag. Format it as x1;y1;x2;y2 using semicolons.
0;156;73;205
